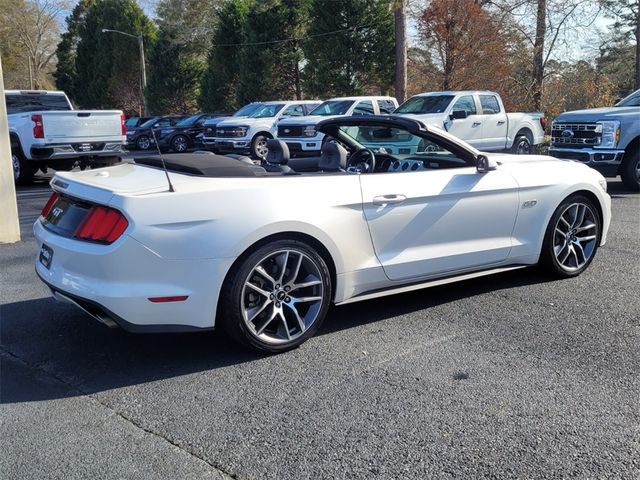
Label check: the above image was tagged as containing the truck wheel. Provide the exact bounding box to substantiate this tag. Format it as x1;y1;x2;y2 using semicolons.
620;149;640;192
251;133;271;160
511;134;532;154
11;146;36;185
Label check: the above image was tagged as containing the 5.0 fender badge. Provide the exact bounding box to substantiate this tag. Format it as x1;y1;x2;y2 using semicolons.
522;200;538;208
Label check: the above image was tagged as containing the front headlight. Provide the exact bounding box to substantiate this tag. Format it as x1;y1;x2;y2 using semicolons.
303;125;317;137
594;121;620;149
236;126;249;137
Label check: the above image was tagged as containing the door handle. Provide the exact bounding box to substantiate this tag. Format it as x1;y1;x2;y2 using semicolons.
373;194;407;206
497;120;506;125
472;122;482;127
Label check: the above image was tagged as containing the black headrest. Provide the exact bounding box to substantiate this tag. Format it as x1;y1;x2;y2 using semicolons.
266;139;290;165
319;142;347;172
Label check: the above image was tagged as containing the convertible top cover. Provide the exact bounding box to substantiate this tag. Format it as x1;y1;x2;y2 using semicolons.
135;153;265;177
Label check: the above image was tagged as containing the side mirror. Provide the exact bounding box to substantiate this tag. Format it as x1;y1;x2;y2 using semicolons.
450;110;468;120
476;155;498;173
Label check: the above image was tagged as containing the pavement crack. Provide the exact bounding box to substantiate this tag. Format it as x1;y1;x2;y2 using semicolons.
0;346;238;480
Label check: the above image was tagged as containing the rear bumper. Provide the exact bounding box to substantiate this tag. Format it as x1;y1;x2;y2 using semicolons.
34;220;235;331
31;142;124;160
549;147;625;177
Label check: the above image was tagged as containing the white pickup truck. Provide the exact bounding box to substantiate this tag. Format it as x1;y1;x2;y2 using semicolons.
7;90;126;184
394;91;546;154
276;96;398;155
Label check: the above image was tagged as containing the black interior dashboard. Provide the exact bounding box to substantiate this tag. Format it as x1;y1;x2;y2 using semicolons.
373;154;469;173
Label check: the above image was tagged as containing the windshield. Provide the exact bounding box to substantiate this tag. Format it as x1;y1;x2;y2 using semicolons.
394;95;454;114
140;117;160;128
234;103;263;117
250;104;285;118
615;89;640;107
5;93;72;114
176;114;201;127
309;100;355;116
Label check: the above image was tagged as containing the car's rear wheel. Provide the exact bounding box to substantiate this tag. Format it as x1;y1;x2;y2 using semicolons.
539;195;601;278
511;134;532;154
136;135;151;150
219;239;332;353
172;135;189;153
620;149;640;192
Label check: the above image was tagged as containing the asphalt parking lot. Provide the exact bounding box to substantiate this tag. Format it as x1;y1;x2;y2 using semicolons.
1;173;638;479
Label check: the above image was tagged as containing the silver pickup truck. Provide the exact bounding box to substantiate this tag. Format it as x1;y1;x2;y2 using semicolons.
549;89;640;191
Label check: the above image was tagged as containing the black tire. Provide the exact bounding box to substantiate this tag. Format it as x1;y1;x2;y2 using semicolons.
250;133;271;160
11;144;36;185
171;135;189;153
511;134;532;154
539;194;601;278
136;135;151;150
620;149;640;192
219;239;332;353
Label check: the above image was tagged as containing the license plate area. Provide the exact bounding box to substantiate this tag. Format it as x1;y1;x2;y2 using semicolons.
39;244;53;269
41;195;92;238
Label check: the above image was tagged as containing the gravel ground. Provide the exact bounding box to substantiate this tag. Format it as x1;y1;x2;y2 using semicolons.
1;176;638;479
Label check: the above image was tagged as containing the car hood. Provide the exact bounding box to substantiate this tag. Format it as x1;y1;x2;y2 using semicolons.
217;117;275;127
203;116;233;127
554;106;639;123
278;115;340;126
394;113;447;127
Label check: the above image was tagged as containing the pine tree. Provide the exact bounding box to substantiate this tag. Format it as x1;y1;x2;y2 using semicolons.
199;0;253;112
302;0;394;98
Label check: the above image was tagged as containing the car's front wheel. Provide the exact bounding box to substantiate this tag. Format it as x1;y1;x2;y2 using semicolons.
539;195;601;278
219;239;332;353
171;135;189;153
620;149;640;191
251;133;271;160
136;135;151;150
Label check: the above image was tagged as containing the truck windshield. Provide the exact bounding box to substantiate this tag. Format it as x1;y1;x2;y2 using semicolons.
5;93;72;114
235;103;263;116
615;90;640;107
394;95;454;114
250;104;285;118
309;100;355;116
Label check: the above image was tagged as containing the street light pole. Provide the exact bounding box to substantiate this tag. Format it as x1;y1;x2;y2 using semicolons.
101;28;148;116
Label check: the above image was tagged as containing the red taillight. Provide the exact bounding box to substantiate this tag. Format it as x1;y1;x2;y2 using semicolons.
120;113;126;135
32;114;44;138
40;192;59;218
74;206;128;244
540;116;547;131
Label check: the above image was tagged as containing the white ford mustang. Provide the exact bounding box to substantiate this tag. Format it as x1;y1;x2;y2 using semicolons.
34;116;611;352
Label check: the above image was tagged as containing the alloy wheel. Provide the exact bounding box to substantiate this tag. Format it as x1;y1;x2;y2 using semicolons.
255;137;269;159
516;138;531;154
137;136;150;150
553;202;598;272
173;136;188;152
241;249;324;345
12;153;20;181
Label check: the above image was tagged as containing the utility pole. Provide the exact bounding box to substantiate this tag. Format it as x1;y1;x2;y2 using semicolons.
394;0;407;104
28;56;34;90
102;29;148;115
0;57;21;243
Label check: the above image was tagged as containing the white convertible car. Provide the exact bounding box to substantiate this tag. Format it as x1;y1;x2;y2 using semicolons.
34;116;611;352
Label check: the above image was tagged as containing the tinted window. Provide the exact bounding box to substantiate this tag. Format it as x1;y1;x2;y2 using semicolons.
394;95;454;114
479;95;501;114
309;100;355;116
140;117;161;128
125;117;139;128
6;93;71;114
282;104;305;117
451;95;476;115
377;99;396;114
616;90;640;107
176;114;201;127
353;100;374;116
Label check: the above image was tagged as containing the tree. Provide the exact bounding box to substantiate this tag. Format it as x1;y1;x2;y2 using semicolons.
418;0;514;93
596;27;636;97
1;0;66;90
302;0;394;98
54;0;93;98
146;0;216;114
199;0;252;112
600;0;640;90
237;0;311;104
72;0;156;113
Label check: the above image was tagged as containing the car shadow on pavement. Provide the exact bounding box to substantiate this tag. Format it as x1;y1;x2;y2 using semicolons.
1;266;556;405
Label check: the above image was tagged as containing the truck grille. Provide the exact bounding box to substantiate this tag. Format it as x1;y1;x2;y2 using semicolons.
551;123;599;148
216;127;244;138
278;125;304;137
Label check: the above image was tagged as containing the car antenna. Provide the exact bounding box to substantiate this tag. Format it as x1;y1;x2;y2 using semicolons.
150;127;175;192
